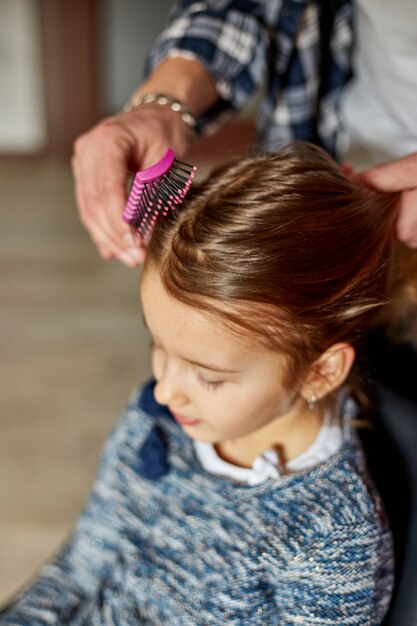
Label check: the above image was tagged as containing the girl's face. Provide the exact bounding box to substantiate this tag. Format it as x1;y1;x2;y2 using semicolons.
140;265;315;458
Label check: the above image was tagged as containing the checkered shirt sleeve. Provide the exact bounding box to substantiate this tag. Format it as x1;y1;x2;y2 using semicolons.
146;0;271;133
146;0;353;153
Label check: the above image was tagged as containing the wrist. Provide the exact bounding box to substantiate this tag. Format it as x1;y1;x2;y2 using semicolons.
121;103;191;164
123;93;197;137
127;57;219;119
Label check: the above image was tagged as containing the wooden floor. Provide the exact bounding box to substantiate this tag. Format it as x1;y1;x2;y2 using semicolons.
0;160;151;605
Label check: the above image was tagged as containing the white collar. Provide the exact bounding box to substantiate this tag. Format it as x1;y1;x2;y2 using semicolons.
194;408;343;486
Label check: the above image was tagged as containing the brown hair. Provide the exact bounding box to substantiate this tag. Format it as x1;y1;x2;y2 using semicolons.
146;142;401;389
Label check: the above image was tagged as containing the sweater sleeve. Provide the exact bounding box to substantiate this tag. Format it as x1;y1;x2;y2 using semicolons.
146;0;270;133
0;405;139;626
265;522;394;626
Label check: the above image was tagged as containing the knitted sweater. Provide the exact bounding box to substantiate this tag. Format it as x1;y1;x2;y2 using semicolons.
1;381;394;625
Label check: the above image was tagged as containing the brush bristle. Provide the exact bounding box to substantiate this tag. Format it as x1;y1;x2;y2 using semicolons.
124;158;197;242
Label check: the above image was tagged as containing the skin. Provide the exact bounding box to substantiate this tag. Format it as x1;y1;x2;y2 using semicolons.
140;264;354;468
72;57;417;266
71;58;217;266
355;152;417;248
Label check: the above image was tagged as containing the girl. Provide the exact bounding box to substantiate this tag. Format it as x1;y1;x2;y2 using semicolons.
1;143;400;625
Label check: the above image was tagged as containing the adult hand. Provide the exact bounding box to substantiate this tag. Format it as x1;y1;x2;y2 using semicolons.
356;152;417;248
71;105;190;267
72;57;219;267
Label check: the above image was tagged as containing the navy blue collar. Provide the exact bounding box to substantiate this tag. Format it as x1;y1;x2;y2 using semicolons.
134;379;174;480
136;378;173;422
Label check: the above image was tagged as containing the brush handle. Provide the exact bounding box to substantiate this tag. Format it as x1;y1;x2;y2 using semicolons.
123;148;176;223
123;148;197;240
136;148;175;182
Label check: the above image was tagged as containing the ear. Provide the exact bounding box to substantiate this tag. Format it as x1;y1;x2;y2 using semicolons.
300;343;356;403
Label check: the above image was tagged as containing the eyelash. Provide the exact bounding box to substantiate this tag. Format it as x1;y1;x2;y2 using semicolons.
150;342;224;391
198;376;224;391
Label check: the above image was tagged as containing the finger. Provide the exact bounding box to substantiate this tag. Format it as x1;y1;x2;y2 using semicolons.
358;152;417;192
73;170;125;258
73;140;129;238
72;127;136;256
339;163;364;185
117;245;147;267
80;196;145;266
75;164;146;266
396;188;417;248
339;163;353;176
80;197;125;258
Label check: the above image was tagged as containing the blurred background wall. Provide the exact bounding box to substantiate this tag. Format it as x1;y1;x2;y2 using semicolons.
0;0;174;158
100;0;174;114
0;0;47;153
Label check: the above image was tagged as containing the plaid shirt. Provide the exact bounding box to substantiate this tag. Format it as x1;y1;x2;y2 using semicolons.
147;0;353;156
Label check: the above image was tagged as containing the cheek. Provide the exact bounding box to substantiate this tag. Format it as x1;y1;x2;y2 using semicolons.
257;384;295;415
151;348;166;380
234;381;293;423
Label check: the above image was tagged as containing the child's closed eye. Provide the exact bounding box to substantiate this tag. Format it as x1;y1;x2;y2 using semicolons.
197;375;224;391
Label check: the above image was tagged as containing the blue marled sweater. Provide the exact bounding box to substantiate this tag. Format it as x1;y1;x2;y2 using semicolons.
1;381;394;625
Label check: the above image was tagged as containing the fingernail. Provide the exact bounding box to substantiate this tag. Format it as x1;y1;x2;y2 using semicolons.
123;232;136;246
126;247;145;262
118;251;137;267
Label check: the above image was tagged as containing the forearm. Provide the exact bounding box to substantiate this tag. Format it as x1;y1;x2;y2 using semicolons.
146;0;269;131
129;57;219;119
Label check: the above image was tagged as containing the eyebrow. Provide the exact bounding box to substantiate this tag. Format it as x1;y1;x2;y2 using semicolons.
184;357;241;374
141;314;241;374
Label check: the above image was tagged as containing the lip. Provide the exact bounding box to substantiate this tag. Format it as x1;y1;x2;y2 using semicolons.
171;412;201;427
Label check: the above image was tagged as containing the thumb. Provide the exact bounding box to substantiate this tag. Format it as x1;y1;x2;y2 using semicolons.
358;152;417;193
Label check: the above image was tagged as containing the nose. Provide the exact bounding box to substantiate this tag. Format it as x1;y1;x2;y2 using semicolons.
154;370;188;408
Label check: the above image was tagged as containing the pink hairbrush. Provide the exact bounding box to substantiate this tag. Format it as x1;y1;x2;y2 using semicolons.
123;148;197;242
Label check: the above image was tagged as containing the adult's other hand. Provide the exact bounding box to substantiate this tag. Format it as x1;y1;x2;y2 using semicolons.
358;152;417;248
